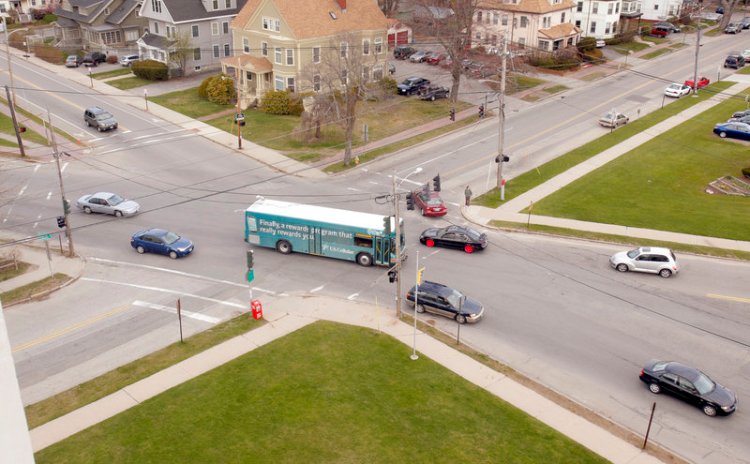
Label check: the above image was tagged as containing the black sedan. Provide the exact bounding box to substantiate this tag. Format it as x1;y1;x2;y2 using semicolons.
398;77;430;95
419;225;487;253
639;360;737;416
419;86;450;101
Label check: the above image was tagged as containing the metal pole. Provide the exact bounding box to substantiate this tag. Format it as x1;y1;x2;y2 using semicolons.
48;110;74;257
144;89;148;111
393;173;402;318
410;250;419;360
177;298;184;343
3;16;18;109
692;8;701;95
642;402;656;449
4;85;25;157
236;56;242;149
89;68;93;88
497;35;507;199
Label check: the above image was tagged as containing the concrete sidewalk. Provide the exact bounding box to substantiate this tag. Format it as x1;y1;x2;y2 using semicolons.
0;242;84;298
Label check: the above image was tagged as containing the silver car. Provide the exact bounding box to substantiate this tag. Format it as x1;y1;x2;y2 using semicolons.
609;246;679;278
598;112;629;128
77;192;140;217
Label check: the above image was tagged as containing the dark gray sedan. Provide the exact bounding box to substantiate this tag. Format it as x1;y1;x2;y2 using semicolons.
77;192;140;217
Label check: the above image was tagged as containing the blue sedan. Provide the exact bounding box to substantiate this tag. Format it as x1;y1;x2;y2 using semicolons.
713;122;750;140
131;228;194;259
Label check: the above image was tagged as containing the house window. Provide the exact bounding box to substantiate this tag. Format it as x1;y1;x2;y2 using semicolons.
263;17;281;32
477;11;482;22
340;42;348;58
374;38;383;54
192;25;199;37
502;14;508;26
616;3;619;13
211;22;219;36
363;39;370;55
538;39;549;50
213;45;220;58
213;0;218;9
520;16;527;28
223;22;230;34
313;75;321;91
261;42;268;56
608;3;613;14
561;12;565;23
590;21;596;34
373;65;383;80
224;44;230;56
493;12;499;25
286;48;294;65
275;47;282;64
543;17;550;28
151;0;162;13
613;22;617;34
575;20;581;27
287;77;295;92
166;25;175;38
592;2;598;14
194;48;201;60
154;22;159;34
226;0;231;7
576;1;582;12
654;4;659;10
101;31;122;45
275;76;284;90
243;37;250;53
313;46;320;63
362;66;369;80
605;22;611;34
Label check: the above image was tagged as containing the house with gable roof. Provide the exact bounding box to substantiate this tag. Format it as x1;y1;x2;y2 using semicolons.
474;0;581;52
222;0;388;107
54;0;146;49
137;0;247;76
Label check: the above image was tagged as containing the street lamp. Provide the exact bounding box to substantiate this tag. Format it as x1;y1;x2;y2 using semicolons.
392;166;422;318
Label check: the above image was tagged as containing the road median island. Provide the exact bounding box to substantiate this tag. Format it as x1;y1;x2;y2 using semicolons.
0;273;73;307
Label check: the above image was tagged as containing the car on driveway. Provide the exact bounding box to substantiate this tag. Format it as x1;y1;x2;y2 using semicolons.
598;111;629;128
664;83;691;98
398;77;431;95
724;23;741;34
406;281;484;324
119;54;139;66
77;192;139;217
393;45;416;60
724;54;745;69
741;16;750;29
425;52;446;65
654;22;681;33
639;360;737;416
131;228;194;259
684;76;709;89
649;26;670;37
65;55;82;67
728;114;750;124
82;51;106;67
740;49;750;61
713;121;750;141
84;106;118;131
609;246;678;278
419;85;450;101
731;109;750;118
419;225;487;253
411;189;447;216
409;50;430;63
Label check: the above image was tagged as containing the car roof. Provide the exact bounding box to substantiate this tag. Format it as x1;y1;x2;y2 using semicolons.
90;192;115;199
664;362;703;383
412;281;455;296
637;246;673;255
142;228;169;237
86;106;106;113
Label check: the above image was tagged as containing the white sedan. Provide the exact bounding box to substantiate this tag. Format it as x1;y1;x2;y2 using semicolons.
664;83;691;98
76;192;140;217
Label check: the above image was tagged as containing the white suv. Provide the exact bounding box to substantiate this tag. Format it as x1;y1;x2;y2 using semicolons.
119;54;140;66
609;247;679;278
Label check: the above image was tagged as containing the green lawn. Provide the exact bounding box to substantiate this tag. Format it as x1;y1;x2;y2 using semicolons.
527;88;750;241
609;41;650;55
150;87;234;119
105;76;154;90
0;110;50;146
35;322;608;464
92;68;133;80
641;48;672;60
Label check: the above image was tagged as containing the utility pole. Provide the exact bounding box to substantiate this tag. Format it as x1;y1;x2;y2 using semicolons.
4;85;25;157
48;110;74;257
393;174;402;318
497;35;508;199
692;5;702;95
235;56;243;149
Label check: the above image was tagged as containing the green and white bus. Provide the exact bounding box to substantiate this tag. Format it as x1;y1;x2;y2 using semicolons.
244;198;405;266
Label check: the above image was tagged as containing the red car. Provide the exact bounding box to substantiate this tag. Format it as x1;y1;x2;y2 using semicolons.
412;190;447;216
684;76;710;88
426;53;446;65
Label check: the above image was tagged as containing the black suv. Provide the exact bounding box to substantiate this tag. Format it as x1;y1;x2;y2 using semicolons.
84;106;118;131
82;51;107;67
724;54;745;69
393;45;416;60
398;77;430;95
405;281;484;324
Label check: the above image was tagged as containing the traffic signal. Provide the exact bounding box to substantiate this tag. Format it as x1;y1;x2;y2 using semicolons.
478;105;485;118
246;249;254;270
449;108;455;121
495;154;510;163
56;216;65;228
62;198;71;214
388;270;397;283
383;216;392;234
432;174;441;192
405;192;415;210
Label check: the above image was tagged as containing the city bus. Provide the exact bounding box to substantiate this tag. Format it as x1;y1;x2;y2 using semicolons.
244;198;405;266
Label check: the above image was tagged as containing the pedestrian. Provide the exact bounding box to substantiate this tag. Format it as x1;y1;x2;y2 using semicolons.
464;185;472;206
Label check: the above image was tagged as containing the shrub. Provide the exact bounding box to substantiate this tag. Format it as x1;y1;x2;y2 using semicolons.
205;75;236;104
106;55;118;64
577;37;597;53
197;75;213;99
742;167;750;179
131;59;168;80
260;90;303;115
380;77;398;95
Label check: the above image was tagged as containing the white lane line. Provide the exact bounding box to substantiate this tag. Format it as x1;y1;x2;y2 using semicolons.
80;278;246;308
33;164;40;173
61;162;69;172
19;185;27;196
46;192;52;200
253;287;278;295
347;293;359;300
86;257;249;288
132;300;221;324
310;285;324;293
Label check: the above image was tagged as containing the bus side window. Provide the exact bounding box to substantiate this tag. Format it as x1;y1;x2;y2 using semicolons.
247;217;258;232
354;236;373;248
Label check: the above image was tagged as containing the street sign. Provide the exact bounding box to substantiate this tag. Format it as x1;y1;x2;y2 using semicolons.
39;233;53;241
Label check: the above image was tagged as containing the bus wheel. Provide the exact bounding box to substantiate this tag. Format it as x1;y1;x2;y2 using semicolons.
356;253;373;266
276;240;292;254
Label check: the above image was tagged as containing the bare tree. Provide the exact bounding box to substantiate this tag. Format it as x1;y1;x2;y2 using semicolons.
411;0;477;104
716;0;742;29
168;32;193;77
378;0;400;16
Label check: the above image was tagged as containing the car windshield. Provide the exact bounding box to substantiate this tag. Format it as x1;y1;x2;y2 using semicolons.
163;232;180;245
426;198;443;206
445;288;465;309
96;112;113;120
693;372;715;395
107;194;124;206
626;249;641;258
668;84;680;89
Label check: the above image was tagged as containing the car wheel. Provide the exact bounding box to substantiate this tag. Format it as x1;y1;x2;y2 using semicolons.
86;120;91;127
83;206;92;214
430;95;436;101
425;239;435;247
97;126;103;132
648;383;661;394
719;131;727;138
703;404;718;417
616;263;629;272
169;251;178;259
276;240;292;254
464;244;474;253
136;246;145;254
114;210;123;217
416;304;426;313
455;314;467;324
659;269;672;278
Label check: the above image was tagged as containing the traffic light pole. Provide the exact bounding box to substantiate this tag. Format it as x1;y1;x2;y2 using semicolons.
48;110;74;257
497;36;508;200
4;85;25;157
393;174;402;318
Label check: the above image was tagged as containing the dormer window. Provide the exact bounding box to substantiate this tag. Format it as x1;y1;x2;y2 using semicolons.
213;0;218;9
262;17;280;32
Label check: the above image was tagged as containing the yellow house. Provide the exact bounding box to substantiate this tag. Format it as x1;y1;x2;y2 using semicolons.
222;0;388;107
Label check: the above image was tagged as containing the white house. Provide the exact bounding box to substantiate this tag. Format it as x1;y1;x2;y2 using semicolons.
638;0;683;21
573;0;622;39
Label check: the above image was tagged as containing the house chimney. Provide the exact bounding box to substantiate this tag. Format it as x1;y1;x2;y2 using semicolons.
337;0;346;12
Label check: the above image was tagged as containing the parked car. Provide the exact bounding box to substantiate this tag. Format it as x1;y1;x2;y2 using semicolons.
664;83;691;98
411;189;447;216
609;246;679;278
713;122;750;141
131;228;194;259
406;281;484;324
419;225;488;253
649;26;670;37
729;113;750;123
598;111;629;128
684;76;709;88
731;109;750;118
724;54;745;69
419;85;450;101
398;77;431;95
84;106;118;132
119;54;140;66
393;45;416;60
639;360;737;416
409;50;429;63
77;192;140;217
654;22;681;33
740;49;750;62
65;55;82;68
741;16;750;29
82;51;107;67
425;53;446;65
595;39;606;48
724;23;741;34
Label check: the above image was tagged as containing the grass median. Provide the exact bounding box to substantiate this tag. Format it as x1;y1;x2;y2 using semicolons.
35;321;608;464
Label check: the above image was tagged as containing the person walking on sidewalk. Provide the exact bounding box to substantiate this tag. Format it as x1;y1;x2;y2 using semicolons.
464;186;472;206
